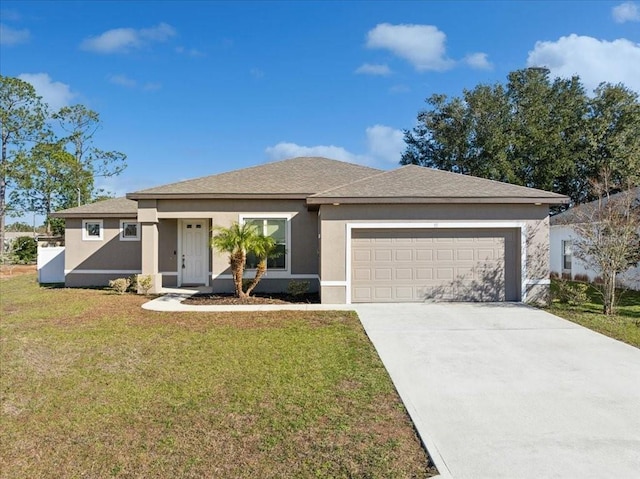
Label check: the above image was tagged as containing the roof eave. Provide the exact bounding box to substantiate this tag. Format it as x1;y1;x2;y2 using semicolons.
307;196;570;205
50;212;137;219
126;192;311;200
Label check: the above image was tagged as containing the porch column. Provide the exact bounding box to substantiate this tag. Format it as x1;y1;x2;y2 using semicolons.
138;200;162;294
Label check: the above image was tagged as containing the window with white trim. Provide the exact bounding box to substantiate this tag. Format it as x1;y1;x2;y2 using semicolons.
562;240;572;272
120;220;140;241
243;217;287;270
82;220;103;241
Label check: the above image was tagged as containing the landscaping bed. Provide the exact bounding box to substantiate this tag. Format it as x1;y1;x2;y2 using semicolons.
184;292;320;305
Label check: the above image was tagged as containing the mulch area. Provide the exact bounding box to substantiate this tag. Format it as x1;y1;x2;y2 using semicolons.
183;292;321;305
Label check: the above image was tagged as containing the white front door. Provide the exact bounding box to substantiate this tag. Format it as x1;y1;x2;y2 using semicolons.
181;220;207;285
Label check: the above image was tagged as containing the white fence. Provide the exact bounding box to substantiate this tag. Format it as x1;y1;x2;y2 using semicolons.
37;246;65;283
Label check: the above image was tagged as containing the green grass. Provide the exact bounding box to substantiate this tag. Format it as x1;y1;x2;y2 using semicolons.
547;279;640;348
0;274;435;478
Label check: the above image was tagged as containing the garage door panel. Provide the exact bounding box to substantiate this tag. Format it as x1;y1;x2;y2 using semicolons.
457;249;474;261
351;228;518;303
353;250;371;262
353;268;371;281
396;268;412;280
416;250;433;261
395;249;412;261
374;268;392;280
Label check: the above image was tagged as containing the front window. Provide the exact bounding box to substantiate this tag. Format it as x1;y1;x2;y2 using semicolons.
120;220;140;241
243;217;287;270
562;240;572;271
82;220;103;241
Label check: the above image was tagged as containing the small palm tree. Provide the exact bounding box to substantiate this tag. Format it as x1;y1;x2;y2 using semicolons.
244;235;283;297
211;222;260;298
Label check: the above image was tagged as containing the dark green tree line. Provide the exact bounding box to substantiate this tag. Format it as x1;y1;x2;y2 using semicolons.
402;68;640;205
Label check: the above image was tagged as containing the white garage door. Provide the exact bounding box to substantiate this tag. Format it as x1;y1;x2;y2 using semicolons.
351;228;519;303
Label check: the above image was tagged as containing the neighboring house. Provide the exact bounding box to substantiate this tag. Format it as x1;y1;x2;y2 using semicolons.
550;187;640;290
51;157;567;304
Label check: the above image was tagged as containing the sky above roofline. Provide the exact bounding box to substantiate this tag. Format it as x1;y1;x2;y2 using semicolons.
2;1;638;223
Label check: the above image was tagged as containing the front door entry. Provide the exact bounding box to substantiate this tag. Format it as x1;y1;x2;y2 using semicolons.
181;220;207;285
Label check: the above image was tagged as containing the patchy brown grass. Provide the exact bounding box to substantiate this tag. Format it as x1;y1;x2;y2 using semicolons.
0;273;436;478
0;263;36;279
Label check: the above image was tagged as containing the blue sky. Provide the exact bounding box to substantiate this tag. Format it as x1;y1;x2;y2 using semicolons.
1;0;639;213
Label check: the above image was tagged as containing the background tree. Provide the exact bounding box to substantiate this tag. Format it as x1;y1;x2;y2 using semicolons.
567;177;640;315
0;76;47;256
53;104;126;206
6;221;36;232
402;69;638;206
581;84;640;204
11;236;37;263
10;141;77;234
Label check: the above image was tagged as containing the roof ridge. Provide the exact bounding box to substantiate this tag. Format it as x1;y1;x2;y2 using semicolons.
311;167;395;197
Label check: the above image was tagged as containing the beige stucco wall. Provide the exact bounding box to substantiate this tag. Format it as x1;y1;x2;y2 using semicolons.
318;203;550;304
155;199;318;277
64;218;141;286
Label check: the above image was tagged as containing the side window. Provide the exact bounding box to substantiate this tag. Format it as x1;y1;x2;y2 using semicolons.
120;220;140;241
562;240;572;271
243;217;288;270
82;220;103;241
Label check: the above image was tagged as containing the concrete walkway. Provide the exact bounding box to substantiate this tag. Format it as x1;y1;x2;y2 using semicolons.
142;289;353;312
356;303;640;479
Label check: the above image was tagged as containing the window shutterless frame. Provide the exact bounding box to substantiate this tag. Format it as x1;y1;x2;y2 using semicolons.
120;220;140;241
239;213;292;273
82;219;103;241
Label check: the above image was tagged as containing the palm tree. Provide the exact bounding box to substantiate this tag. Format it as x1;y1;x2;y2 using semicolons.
244;235;282;297
211;222;260;298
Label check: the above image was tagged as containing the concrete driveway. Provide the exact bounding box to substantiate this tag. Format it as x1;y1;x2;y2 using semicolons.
355;303;640;479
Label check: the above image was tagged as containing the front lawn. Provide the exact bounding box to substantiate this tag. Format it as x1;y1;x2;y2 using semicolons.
0;274;434;478
547;280;640;349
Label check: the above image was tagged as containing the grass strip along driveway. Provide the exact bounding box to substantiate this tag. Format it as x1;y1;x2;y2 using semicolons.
0;274;434;478
547;281;640;349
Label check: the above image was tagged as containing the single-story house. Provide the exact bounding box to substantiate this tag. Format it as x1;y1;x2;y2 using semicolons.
51;157;568;304
550;187;640;290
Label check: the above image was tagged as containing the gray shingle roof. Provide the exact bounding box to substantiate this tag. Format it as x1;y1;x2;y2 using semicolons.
51;197;138;218
53;158;571;217
127;157;382;198
550;187;640;225
308;165;569;204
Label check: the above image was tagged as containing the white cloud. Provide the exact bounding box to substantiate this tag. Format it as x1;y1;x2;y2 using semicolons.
527;34;640;93
80;22;176;53
18;73;75;111
265;124;405;167
365;125;405;163
0;23;29;45
142;82;162;92
250;68;265;79
109;74;136;88
366;23;455;72
612;2;640;22
355;63;392;76
390;84;410;94
464;52;493;70
265;142;367;164
175;46;205;57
